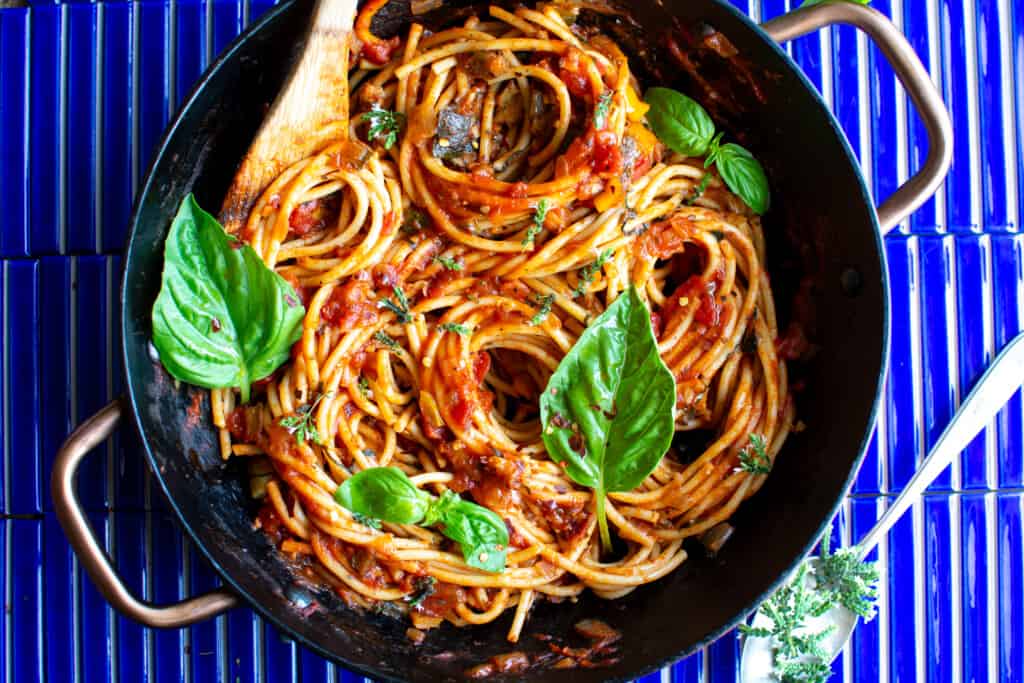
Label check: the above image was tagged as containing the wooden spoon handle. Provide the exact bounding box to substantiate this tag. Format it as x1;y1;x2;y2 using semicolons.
220;0;358;231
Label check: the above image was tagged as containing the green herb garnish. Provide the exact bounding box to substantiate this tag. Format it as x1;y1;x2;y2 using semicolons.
279;392;331;445
151;195;306;403
374;330;400;350
358;376;371;396
523;199;549;247
402;208;428;235
434;255;463;271
352;512;382;530
439;322;472;336
540;287;676;552
740;533;879;683
380;285;412;323
335;467;510;572
644;87;769;214
594;91;613;129
406;576;436;608
572;249;614;298
684;171;713;206
528;293;556;326
738;433;771;474
740;561;835;683
362;106;405;150
816;534;880;620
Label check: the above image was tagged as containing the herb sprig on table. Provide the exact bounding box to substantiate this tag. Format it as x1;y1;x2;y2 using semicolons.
740;534;880;683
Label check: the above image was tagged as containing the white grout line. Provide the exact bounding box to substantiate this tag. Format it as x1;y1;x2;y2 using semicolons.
943;232;964;682
906;235;927;683
986;491;999;683
892;0;910;235
857;30;872;200
169;0;177;116
132;2;141;197
95;3;105;253
997;1;1019;232
819;21;833;111
961;0;983;232
927;0;947;231
59;4;69;254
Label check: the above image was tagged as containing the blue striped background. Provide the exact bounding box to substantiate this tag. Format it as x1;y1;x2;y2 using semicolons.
0;0;1021;680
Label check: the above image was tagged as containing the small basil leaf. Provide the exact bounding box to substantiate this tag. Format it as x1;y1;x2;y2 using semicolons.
334;467;431;525
151;194;305;402
540;286;676;551
643;87;716;157
713;143;770;215
433;495;509;573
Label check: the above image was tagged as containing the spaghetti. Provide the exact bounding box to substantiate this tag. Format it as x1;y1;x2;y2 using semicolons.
213;2;793;643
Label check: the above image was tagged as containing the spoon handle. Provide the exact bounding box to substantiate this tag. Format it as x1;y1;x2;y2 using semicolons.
856;331;1024;561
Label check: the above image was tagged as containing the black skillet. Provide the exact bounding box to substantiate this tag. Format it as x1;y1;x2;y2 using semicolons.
52;1;951;680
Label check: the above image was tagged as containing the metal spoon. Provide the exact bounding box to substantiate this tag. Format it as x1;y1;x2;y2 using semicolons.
740;330;1024;682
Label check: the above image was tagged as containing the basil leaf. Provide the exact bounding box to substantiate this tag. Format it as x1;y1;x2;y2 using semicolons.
334;467;431;525
643;87;716;157
335;469;510;572
426;492;509;573
713;142;770;215
151;194;305;402
540;286;676;551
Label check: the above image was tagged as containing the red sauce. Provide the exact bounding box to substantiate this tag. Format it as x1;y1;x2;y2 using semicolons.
320;278;378;328
776;322;811;361
354;0;401;65
288;195;339;237
444;444;523;512
413;581;466;620
447;352;494;431
226;406;256;443
255;503;286;546
557;49;595;99
591;131;622;175
538;498;591;543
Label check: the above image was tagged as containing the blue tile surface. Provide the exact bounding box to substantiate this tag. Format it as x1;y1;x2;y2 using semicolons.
0;0;1020;680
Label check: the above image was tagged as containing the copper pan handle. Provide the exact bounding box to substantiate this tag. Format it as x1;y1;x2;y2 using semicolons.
762;2;953;235
51;399;239;627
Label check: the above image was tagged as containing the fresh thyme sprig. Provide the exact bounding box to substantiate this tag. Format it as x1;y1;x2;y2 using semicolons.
406;576;436;608
362;106;405;150
523;199;549;247
439;322;472;336
374;330;400;350
279;392;332;445
594;91;613;129
434;255;463;271
738;433;771;474
528;293;556;326
572;249;614;298
379;285;412;323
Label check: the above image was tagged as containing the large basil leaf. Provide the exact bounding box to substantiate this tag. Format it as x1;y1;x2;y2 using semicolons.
335;467;432;525
713;142;770;215
335;468;510;572
539;286;676;551
643;87;716;157
151;194;305;402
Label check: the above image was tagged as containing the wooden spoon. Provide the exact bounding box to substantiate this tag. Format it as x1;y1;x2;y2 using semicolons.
219;0;359;232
